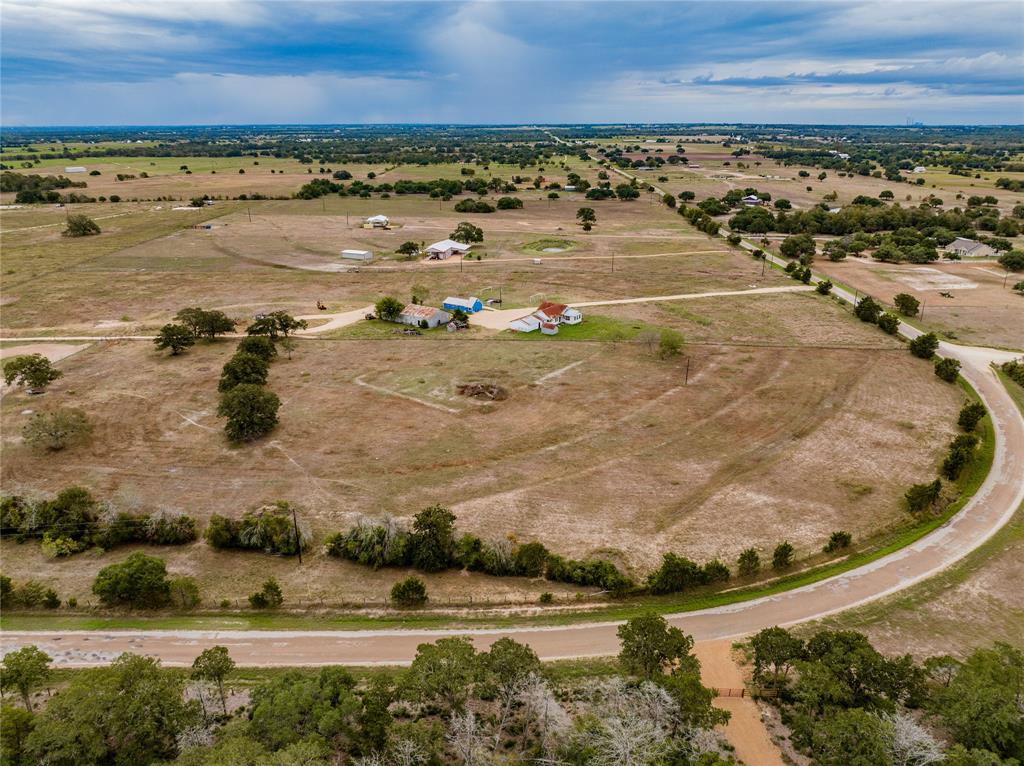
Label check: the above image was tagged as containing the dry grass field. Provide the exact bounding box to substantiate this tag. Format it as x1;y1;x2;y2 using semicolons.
0;149;978;605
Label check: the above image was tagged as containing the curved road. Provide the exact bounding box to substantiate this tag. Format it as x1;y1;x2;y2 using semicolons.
3;246;1023;667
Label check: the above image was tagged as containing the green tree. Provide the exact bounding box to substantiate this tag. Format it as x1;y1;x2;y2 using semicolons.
358;675;394;752
405;637;478;714
168;576;201;609
615;184;639;200
816;279;833;295
893;293;921;317
218;352;269;392
411;505;457;572
0;704;34;766
391;576;428;607
22;408;92;451
854;296;882;323
958;402;987;432
1;645;51;711
236;335;277;362
153;323;196;355
909;332;940;359
92;552;171;608
772;541;794;569
24;652;197;766
375;296;405;321
779;233;815;260
935;357;962;382
997;250;1024;272
192;646;235;715
396;241;420;256
751;627;805;688
737;548;760;577
617;613;699;679
482;638;541;745
806;709;892;766
3;354;62;392
658;670;731;730
877;312;900;334
62;214;100;237
218;384;280;443
450;221;484;243
246;311;307;339
174;307;235;340
576;207;596;225
905;479;942;513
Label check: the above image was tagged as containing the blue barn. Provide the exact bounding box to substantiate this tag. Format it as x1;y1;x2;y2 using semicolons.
442;296;483;314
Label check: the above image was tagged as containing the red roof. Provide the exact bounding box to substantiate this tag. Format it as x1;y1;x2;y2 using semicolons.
541;322;558;329
536;301;568;319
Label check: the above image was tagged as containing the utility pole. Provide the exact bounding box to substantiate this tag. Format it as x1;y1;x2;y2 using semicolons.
684;356;691;385
247;207;252;223
292;506;303;565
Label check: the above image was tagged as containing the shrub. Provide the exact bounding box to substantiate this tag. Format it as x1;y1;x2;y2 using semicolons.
893;293;921;317
495;196;523;209
22;408;92;451
909;332;940;359
204;502;309;555
15;580;47;607
958;402;987;432
218;384;280;442
545;555;632;593
772;541;794;570
702;559;730;583
658;329;684;359
877;312;900;334
513;541;549;577
853;296;882;323
374;296;404;321
218;352;269;392
1001;358;1024;387
997;249;1024;272
823;531;852;553
942;434;978;481
391;576;428;607
248;577;284;609
935;357;962;382
325;516;411;568
236;336;278;362
92;552;171;608
62;214;101;237
453;198;494;214
737;548;761;577
169;576;201;608
539;592;553;604
647;553;705;595
815;280;833;295
905;479;942;513
42;589;60;609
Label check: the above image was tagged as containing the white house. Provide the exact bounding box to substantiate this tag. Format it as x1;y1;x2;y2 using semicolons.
912;166;927;173
365;214;390;228
341;249;373;261
742;195;763;207
398;304;450;329
426;239;472;260
536;301;582;325
946;237;995;258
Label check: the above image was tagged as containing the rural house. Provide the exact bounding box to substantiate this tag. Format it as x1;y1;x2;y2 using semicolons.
426;239;472;260
946;237;995;258
536;301;583;325
398;304;450;328
742;194;763;207
365;214;390;228
442;296;483;313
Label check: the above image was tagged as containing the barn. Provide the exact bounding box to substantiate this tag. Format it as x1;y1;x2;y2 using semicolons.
341;249;373;261
426;239;472;260
442;296;483;313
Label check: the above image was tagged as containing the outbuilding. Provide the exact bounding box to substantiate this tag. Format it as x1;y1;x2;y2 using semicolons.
426;239;472;260
540;322;559;335
341;249;373;261
64;166;87;173
442;296;483;314
508;314;542;333
365;214;390;228
742;194;763;207
398;304;450;329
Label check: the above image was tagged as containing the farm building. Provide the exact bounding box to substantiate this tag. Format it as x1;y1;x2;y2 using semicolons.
442;296;483;314
341;249;373;261
64;166;87;173
741;194;763;207
426;239;472;260
540;322;559;335
365;214;390;228
946;237;995;258
536;302;583;325
508;314;541;333
398;304;450;329
912;166;927;173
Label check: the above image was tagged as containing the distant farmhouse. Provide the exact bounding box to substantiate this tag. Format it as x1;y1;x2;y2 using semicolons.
508;301;583;334
946;237;996;259
64;166;87;173
365;214;390;229
426;239;471;260
741;194;763;207
442;296;483;313
398;304;450;328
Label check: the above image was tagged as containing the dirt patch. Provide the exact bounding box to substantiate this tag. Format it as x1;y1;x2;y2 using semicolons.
0;342;91;363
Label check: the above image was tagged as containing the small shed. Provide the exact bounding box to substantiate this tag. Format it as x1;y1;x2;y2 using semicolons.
509;314;541;333
540;322;559;335
341;249;373;261
442;296;483;314
912;166;927;173
64;166;87;173
365;214;390;228
398;304;450;329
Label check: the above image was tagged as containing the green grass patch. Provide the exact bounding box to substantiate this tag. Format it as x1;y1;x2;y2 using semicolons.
522;238;577;253
506;314;651;342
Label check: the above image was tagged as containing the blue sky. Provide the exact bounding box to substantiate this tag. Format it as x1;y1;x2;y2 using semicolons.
2;0;1022;126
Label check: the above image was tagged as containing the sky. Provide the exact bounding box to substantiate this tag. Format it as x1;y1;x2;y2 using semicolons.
1;0;1022;126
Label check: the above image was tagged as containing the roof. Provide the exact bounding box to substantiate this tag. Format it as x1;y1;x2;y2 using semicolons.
400;304;445;319
742;194;761;200
443;296;480;309
948;237;984;250
541;322;558;330
537;301;569;318
427;239;471;252
366;214;389;223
